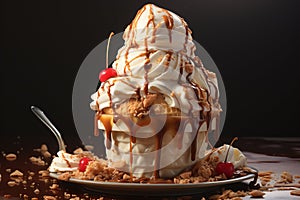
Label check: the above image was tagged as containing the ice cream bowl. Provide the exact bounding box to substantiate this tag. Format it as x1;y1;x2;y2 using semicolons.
97;106;210;179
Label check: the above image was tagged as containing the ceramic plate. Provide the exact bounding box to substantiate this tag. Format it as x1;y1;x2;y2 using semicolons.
50;167;257;196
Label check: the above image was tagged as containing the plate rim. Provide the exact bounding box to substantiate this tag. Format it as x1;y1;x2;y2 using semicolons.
49;166;257;189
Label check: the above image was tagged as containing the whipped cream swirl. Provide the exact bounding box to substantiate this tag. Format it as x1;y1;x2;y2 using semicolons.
48;151;81;172
91;4;221;120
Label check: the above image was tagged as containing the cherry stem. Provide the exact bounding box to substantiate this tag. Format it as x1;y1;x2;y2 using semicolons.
106;32;114;69
224;137;238;162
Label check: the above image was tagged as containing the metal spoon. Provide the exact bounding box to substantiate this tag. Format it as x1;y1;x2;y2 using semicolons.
31;106;66;151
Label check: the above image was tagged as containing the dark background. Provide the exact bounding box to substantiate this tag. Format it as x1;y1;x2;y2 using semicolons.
1;0;300;150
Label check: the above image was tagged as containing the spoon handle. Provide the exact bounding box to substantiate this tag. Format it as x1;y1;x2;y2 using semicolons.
31;106;66;151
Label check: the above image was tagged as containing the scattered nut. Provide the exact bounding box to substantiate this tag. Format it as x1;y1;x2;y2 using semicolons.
249;190;265;198
42;151;52;158
281;171;294;183
179;171;192;179
7;181;16;187
258;171;273;176
64;192;71;199
28;171;35;176
34;188;40;194
291;190;300;196
122;174;131;180
10;170;23;177
44;196;57;200
49;183;59;190
39;170;50;177
58;172;71;181
29;156;46;166
41;144;48;151
6;153;17;161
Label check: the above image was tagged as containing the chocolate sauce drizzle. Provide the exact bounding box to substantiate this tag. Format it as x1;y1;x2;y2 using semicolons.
94;5;220;179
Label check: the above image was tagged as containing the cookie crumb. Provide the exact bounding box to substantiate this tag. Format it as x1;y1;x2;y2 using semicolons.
10;170;23;177
43;195;57;200
29;156;46;166
281;171;294;183
249;190;265;198
7;181;16;187
34;188;40;194
41;144;48;151
291;190;300;196
6;153;17;161
58;172;72;181
49;183;59;190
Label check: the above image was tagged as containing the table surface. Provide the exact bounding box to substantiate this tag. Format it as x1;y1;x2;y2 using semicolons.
1;137;300;199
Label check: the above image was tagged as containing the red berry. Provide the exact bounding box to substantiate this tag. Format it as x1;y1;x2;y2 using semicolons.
216;162;234;178
78;157;91;172
99;68;117;82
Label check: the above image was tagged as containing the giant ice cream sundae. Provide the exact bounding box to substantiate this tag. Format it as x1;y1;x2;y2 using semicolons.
90;4;222;178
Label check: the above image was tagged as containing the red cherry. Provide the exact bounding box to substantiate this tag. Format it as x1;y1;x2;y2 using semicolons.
215;137;238;178
99;68;117;82
78;157;91;172
216;162;235;178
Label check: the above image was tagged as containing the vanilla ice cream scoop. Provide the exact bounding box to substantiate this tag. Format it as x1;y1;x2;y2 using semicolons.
48;151;81;172
208;144;247;168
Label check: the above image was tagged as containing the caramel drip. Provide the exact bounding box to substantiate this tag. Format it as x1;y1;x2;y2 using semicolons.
190;120;199;161
162;9;174;43
124;48;130;74
123;5;146;74
143;5;156;96
94;112;100;136
180;17;190;53
190;45;196;57
113;114;139;181
129;137;133;181
107;80;116;108
61;153;71;168
153;128;164;178
164;51;173;71
176;118;189;149
143;63;151;95
178;58;199;160
187;76;211;160
147;4;157;43
99;115;113;149
135;87;141;99
119;78;138;89
124;50;157;72
153;117;182;178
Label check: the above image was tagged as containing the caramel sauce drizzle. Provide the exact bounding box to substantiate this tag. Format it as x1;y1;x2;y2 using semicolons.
162;9;174;43
61;152;71;168
164;51;173;71
94;112;100;137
